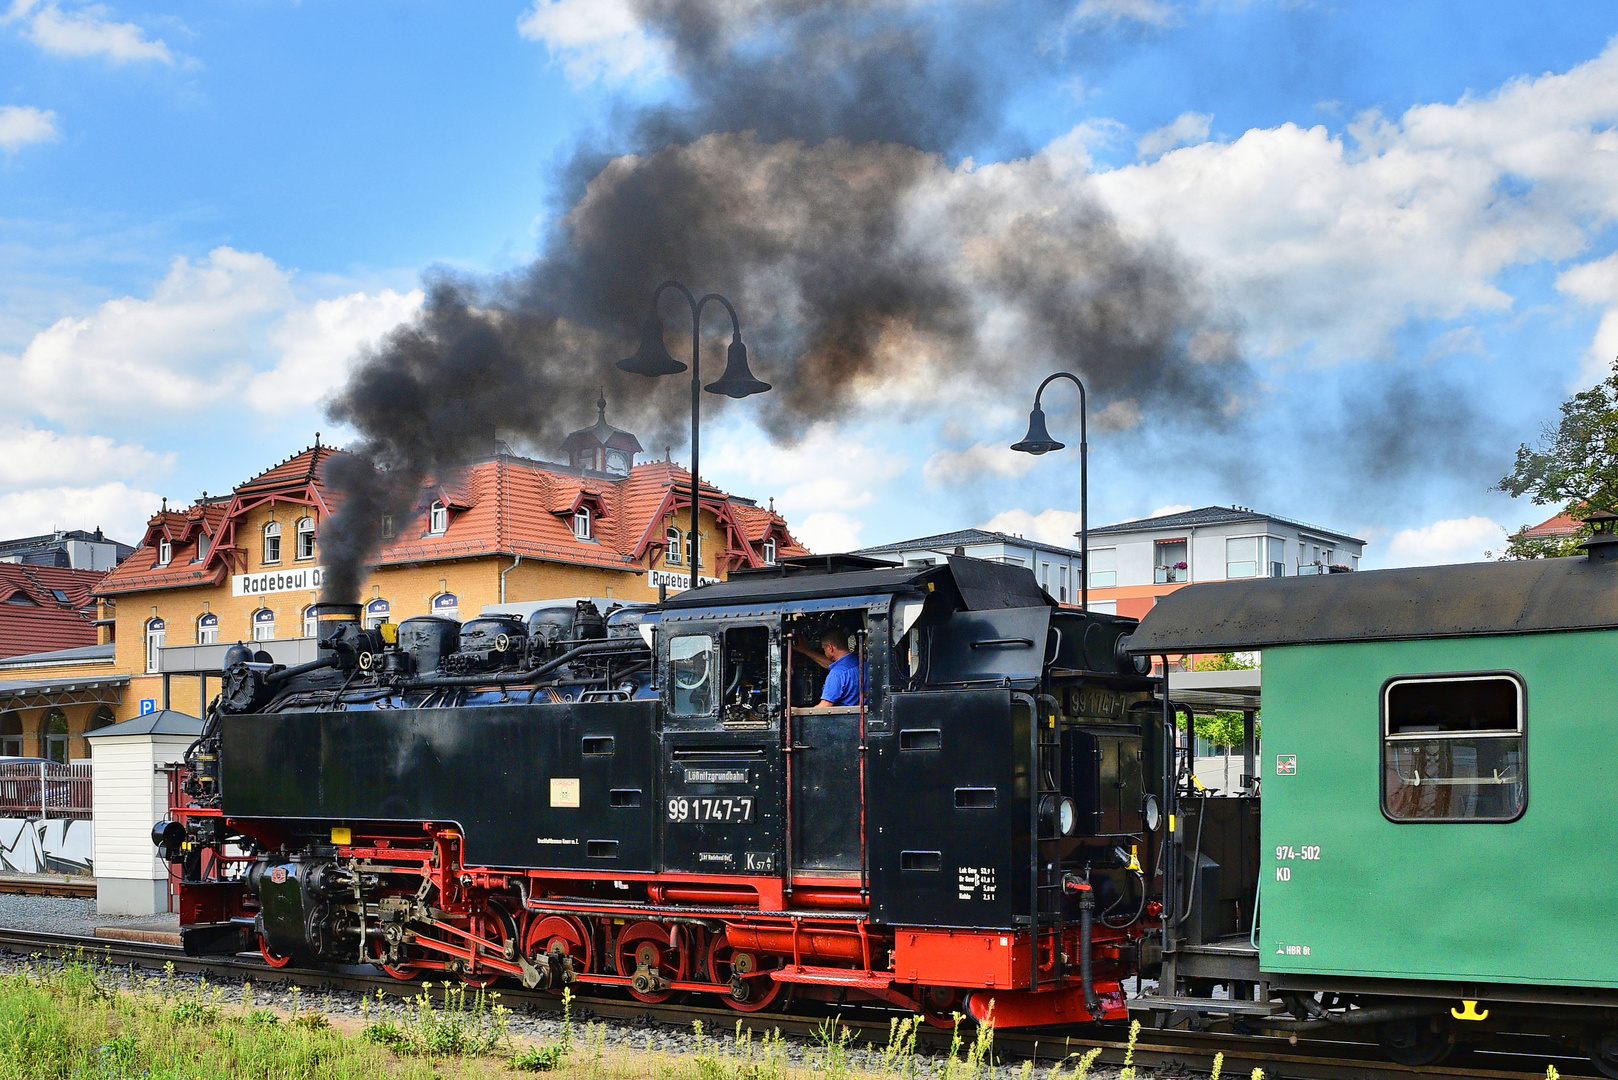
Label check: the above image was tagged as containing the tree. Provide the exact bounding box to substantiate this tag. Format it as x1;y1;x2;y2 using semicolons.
1179;653;1259;748
1494;356;1618;558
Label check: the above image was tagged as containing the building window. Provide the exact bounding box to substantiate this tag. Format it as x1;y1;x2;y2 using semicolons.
87;706;115;733
302;607;318;639
381;514;395;539
252;608;276;642
1154;539;1188;584
1040;562;1051;591
1089;547;1117;589
1058;565;1068;603
573;506;592;540
431;592;459;618
666;528;682;565
762;537;777;566
193;534;209;563
197;613;218;645
1225;536;1258;579
41;709;68;764
145;617;166;673
685;533;700;569
1088;600;1118;615
1266;536;1287;578
364;598;391;629
429;502;448;535
156;538;171;567
0;712;21;757
263;521;281;564
1382;674;1525;823
295;517;316;560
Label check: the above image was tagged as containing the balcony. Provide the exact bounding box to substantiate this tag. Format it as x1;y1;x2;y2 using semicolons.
1154;566;1187;584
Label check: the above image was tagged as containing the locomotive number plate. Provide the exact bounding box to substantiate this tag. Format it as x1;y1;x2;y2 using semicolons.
667;796;755;823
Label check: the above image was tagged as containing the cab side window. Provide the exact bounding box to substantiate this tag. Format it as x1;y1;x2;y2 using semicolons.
670;634;716;717
1382;674;1524;823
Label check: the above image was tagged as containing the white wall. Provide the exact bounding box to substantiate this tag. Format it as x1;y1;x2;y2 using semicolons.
89;733;192;915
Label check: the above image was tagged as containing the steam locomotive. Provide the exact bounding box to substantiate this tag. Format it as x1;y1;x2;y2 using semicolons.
156;554;1162;1027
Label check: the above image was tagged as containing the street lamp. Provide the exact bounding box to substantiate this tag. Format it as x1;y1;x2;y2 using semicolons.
1010;372;1088;610
619;280;771;593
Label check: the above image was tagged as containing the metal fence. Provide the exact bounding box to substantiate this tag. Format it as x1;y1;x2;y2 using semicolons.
0;762;92;820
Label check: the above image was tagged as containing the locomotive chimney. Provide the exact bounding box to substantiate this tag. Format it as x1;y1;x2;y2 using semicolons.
308;601;363;644
1580;511;1618;564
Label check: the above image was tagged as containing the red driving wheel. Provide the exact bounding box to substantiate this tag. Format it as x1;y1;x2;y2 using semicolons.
523;915;593;990
259;935;292;969
459;901;518;988
615;920;688;1003
367;933;420;980
706;932;783;1013
920;985;962;1029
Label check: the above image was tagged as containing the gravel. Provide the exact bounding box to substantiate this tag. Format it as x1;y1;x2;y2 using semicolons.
0;895;1197;1078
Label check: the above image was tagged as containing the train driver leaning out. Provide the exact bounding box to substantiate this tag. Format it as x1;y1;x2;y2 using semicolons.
793;627;865;707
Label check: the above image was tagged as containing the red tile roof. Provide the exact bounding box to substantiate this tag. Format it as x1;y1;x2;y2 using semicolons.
97;445;810;596
1521;513;1580;539
0;565;104;659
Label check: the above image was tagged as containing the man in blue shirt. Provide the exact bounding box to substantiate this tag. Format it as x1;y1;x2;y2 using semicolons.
795;628;863;707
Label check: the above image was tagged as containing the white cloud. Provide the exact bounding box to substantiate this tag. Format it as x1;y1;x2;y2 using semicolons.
792;511;865;554
249;288;424;412
517;0;667;83
980;507;1084;548
1066;0;1177;28
8;1;173;64
1089;39;1618;366
922;441;1038;488
0;481;162;544
1146;502;1192;519
1137;111;1211;159
0;104;57;150
1557;252;1618;385
0;424;170;486
1383;516;1508;566
0;247;421;423
705;423;907;521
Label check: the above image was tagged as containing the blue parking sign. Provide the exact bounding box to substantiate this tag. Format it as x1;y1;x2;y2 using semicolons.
139;699;156;715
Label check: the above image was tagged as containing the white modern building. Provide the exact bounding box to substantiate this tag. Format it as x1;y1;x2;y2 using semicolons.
1085;506;1365;620
854;529;1087;606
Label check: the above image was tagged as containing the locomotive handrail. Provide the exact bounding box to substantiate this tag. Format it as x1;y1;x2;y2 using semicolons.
970;637;1036;649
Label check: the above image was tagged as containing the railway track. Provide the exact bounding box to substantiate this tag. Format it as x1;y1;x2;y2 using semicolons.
0;925;1591;1079
0;876;95;898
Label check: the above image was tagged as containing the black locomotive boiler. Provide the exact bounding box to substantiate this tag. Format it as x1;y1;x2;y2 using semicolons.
158;555;1161;1027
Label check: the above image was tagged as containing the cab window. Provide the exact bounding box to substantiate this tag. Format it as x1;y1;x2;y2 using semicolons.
670;634;716;716
1382;674;1524;823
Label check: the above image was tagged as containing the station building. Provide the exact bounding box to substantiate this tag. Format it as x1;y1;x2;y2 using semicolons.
0;400;806;756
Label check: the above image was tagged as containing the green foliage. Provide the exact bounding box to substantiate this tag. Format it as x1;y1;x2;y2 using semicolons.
513;1042;570;1071
363;980;510;1058
1192;652;1256;672
1175;708;1259;749
1495;355;1618;559
688;1020;787;1080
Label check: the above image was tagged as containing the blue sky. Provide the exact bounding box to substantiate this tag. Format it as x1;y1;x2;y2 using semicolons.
5;0;1618;567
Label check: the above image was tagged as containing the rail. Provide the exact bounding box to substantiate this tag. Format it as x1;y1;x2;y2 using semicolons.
0;762;91;820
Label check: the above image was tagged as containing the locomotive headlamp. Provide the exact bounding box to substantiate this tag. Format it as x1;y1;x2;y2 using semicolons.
1142;794;1162;833
1040;794;1079;837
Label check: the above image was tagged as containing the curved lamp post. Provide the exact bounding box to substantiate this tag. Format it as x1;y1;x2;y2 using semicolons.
1010;372;1087;610
619;281;771;592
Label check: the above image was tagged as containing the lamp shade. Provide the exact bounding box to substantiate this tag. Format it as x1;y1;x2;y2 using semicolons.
703;338;772;399
1010;405;1064;455
617;314;687;377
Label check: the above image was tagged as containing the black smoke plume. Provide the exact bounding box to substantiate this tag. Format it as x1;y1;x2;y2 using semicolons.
318;0;1245;602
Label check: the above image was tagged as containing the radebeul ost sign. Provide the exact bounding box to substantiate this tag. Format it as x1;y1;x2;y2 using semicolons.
233;567;325;597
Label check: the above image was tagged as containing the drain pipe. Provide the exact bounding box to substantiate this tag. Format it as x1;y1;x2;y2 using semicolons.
500;555;522;604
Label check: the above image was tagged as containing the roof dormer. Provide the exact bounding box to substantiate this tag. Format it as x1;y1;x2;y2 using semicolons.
560;394;642;476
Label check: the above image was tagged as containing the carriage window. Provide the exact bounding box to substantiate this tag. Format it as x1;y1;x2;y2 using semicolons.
670;634;716;716
1382;674;1524;823
721;626;774;727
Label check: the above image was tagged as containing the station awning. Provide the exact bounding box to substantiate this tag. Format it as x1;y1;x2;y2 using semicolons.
1167;668;1260;713
0;674;129;709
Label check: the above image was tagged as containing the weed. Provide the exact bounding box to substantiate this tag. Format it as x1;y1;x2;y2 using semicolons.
813;1015;856;1079
1117;1019;1143;1080
1210;1050;1223;1080
292;1012;332;1031
168;999;222;1026
513;1042;570;1071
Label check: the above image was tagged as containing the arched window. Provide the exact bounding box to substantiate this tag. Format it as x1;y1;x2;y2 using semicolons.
573;505;592;540
666;528;682;566
302;607;318;639
145;617;166;673
364;598;391;630
87;706;115;733
0;713;21;757
42;709;68;764
252;608;276;642
428;502;448;534
296;516;316;560
431;592;459;618
762;537;777;566
263;521;282;564
156;538;171;567
196;612;218;645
